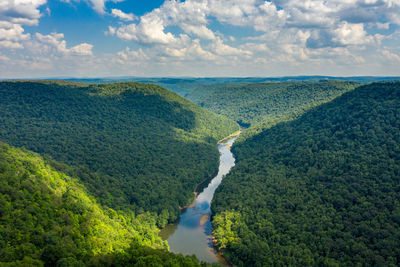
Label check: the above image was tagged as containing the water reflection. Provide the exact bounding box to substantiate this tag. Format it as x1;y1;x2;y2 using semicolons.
160;137;237;264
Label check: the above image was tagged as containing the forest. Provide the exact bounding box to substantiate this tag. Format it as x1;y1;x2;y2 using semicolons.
1;79;399;266
211;82;400;266
185;81;358;131
0;81;238;225
0;142;210;266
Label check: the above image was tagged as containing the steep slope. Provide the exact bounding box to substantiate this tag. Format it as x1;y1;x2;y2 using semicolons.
211;82;400;266
0;142;181;266
0;81;238;223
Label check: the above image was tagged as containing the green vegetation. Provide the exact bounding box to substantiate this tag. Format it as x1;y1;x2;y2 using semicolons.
211;82;400;266
187;81;358;138
0;81;238;224
0;142;165;265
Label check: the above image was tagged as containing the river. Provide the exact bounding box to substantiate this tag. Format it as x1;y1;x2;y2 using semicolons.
159;136;238;264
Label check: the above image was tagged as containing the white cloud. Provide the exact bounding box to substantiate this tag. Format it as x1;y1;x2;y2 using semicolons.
117;47;148;61
0;0;46;26
93;0;397;76
376;22;390;30
382;49;400;62
0;21;30;48
180;24;215;40
116;15;177;44
70;43;93;55
164;39;216;60
333;22;372;45
111;8;137;21
35;32;93;56
211;37;252;57
105;26;116;36
2;0;400;78
0;0;46;49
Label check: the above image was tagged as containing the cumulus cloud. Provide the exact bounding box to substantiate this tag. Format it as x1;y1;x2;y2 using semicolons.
35;32;93;56
108;0;400;50
164;39;216;60
97;0;400;76
333;22;372;45
211;38;252;57
2;0;400;77
0;21;30;48
0;0;46;49
0;0;46;26
117;47;148;61
180;24;215;40
69;43;94;55
111;8;137;21
116;15;177;44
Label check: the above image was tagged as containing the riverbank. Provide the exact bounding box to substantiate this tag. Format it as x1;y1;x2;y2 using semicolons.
211;235;234;267
160;135;239;264
218;130;241;144
179;168;218;212
180;132;240;212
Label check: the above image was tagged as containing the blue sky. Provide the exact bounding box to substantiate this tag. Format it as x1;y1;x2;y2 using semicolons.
0;0;400;78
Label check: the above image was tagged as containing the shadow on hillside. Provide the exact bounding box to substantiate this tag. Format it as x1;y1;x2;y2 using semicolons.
0;81;220;222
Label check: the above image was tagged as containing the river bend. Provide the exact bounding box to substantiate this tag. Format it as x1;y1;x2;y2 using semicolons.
160;136;237;264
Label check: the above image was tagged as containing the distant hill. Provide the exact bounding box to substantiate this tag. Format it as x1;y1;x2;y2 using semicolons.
211;82;400;266
0;143;204;266
0;81;238;224
57;76;400;97
186;81;358;135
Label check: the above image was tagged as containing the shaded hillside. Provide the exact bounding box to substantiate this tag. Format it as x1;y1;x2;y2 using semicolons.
211;82;400;266
0;81;238;223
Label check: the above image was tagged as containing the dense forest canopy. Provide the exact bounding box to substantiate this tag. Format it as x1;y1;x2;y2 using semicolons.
0;143;195;266
0;81;238;224
190;80;358;125
211;82;400;266
185;81;359;140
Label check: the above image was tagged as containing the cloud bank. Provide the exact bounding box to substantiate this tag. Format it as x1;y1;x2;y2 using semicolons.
1;0;400;77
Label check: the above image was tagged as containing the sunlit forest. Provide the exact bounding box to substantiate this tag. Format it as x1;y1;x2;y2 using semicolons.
0;142;213;266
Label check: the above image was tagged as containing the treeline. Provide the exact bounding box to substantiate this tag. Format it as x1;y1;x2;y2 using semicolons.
211;82;400;266
0;81;238;224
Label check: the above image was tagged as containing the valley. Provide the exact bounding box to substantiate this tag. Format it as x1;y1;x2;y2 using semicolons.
1;79;399;266
161;136;238;264
2;1;400;266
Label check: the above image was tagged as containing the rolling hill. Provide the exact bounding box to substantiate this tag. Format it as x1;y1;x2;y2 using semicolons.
0;81;238;224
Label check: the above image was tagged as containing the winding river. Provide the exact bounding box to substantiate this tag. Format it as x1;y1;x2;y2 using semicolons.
159;136;238;264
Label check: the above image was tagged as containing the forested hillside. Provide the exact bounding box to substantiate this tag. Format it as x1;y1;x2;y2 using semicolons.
0;143;206;266
187;81;358;132
0;81;238;224
211;82;400;266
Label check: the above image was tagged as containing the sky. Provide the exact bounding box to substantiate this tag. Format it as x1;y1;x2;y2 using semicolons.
0;0;400;78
